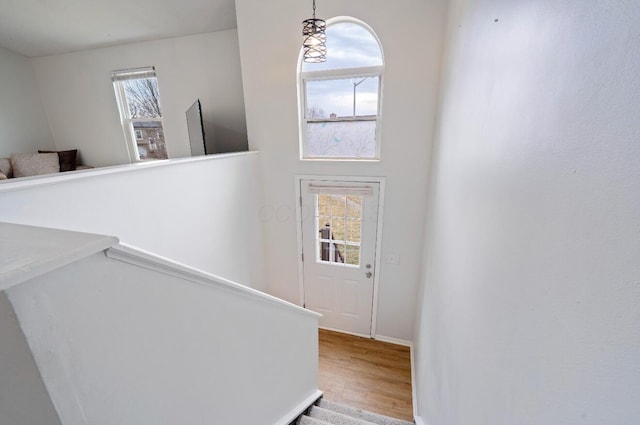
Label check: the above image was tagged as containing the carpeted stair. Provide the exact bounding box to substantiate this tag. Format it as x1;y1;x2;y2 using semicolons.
296;399;414;425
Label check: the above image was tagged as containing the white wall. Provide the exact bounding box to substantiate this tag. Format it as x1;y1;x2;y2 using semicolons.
0;153;265;291
0;47;54;157
31;30;248;167
7;246;319;425
414;1;640;424
0;292;61;425
235;0;447;341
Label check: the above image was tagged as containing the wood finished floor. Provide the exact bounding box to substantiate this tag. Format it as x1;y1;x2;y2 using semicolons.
318;329;413;422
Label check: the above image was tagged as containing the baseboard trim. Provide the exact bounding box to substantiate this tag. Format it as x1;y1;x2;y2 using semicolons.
373;334;413;347
414;415;427;425
410;342;419;421
320;328;413;348
319;326;371;339
273;389;323;425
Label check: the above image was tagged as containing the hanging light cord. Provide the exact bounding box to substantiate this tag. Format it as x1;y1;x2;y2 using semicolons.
312;0;317;20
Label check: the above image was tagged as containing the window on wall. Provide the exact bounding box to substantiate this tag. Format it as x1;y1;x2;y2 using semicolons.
112;67;168;161
299;19;384;160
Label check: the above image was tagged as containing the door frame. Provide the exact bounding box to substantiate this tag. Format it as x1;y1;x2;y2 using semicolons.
295;175;386;338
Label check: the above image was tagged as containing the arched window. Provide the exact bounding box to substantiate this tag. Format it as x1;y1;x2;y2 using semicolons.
298;18;384;160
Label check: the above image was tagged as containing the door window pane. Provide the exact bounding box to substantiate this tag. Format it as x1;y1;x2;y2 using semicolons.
315;193;362;267
345;245;360;266
346;196;362;218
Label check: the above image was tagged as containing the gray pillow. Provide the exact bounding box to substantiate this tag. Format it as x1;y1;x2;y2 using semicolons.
10;153;60;177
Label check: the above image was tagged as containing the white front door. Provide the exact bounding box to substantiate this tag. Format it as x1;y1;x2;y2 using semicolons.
300;179;380;336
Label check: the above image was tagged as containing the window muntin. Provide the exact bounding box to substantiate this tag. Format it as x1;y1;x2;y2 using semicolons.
113;67;168;162
299;19;384;160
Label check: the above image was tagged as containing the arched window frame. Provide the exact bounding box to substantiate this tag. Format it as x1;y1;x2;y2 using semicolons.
298;17;385;160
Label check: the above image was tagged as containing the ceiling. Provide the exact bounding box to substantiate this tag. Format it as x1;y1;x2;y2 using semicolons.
0;0;238;57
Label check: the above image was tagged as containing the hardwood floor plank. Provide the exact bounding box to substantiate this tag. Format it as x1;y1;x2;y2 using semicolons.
318;329;414;422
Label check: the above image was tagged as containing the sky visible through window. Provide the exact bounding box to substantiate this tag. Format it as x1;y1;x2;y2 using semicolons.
303;22;382;119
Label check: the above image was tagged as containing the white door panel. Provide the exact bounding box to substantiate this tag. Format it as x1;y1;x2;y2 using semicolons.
300;180;380;336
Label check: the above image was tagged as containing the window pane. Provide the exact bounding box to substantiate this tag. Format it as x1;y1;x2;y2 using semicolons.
123;77;162;118
330;194;346;216
317;194;331;216
345;245;360;266
332;217;346;241
132;121;167;160
302;22;383;72
345;219;361;243
318;240;345;264
315;191;363;267
306;77;379;119
306;121;376;158
346;196;362;219
318;216;331;232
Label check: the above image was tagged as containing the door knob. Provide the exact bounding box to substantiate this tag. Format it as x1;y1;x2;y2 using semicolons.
366;271;372;278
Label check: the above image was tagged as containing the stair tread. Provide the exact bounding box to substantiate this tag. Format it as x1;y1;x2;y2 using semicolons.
298;415;333;425
316;399;413;425
309;406;384;425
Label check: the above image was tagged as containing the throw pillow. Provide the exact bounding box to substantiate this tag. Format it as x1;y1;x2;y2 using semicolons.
0;171;7;180
0;157;12;178
10;153;60;178
39;149;78;172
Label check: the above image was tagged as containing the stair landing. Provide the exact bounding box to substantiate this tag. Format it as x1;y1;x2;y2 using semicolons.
318;329;413;422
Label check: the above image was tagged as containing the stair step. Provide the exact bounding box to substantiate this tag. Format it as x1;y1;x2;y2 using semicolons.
308;406;376;425
297;415;333;425
296;398;414;425
316;399;413;425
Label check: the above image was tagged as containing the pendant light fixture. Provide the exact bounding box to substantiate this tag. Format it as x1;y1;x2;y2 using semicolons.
302;0;327;63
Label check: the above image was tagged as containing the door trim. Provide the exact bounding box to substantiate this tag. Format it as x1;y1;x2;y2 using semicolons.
295;175;386;337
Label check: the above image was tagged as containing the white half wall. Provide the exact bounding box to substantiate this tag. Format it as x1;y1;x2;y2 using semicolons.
0;153;265;291
235;0;448;341
414;1;640;424
0;46;54;157
0;291;61;425
6;241;319;425
30;30;248;167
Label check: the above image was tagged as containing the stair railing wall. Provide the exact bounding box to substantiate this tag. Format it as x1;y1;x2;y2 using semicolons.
6;229;321;425
0;152;266;292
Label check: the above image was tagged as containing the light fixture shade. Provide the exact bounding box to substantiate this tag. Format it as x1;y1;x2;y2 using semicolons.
302;18;326;62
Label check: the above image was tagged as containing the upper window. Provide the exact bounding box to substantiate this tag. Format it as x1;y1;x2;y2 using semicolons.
299;19;384;160
112;67;168;162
